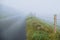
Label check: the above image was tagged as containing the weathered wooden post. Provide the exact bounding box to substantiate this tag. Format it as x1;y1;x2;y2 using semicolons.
54;14;57;33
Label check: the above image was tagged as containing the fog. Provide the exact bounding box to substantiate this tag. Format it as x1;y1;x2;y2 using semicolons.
0;12;26;40
1;0;60;25
0;5;27;40
0;0;60;40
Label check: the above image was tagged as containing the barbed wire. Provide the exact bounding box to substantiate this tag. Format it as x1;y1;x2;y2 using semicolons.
38;17;60;20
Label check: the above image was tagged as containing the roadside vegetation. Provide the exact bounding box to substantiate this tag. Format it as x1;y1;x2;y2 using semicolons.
26;16;60;40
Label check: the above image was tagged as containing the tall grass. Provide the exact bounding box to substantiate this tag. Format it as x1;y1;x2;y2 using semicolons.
26;17;60;40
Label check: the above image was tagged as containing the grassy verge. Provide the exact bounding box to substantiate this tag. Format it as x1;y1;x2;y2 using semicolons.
26;17;60;40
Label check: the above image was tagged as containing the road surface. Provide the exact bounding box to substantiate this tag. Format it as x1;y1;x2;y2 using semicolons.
0;15;26;40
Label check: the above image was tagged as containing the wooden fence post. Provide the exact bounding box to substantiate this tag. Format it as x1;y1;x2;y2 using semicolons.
54;14;57;33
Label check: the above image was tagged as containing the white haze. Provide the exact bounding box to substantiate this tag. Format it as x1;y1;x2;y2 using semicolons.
0;0;60;40
1;0;60;25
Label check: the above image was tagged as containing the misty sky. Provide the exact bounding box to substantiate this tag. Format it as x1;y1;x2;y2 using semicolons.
1;0;60;20
0;0;60;40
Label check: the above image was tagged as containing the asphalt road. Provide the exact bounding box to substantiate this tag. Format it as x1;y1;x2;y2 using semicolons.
0;15;26;40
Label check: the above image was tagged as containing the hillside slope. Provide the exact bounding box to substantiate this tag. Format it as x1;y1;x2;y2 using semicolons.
26;16;60;40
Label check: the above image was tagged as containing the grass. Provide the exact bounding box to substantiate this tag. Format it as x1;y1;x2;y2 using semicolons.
26;16;60;40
